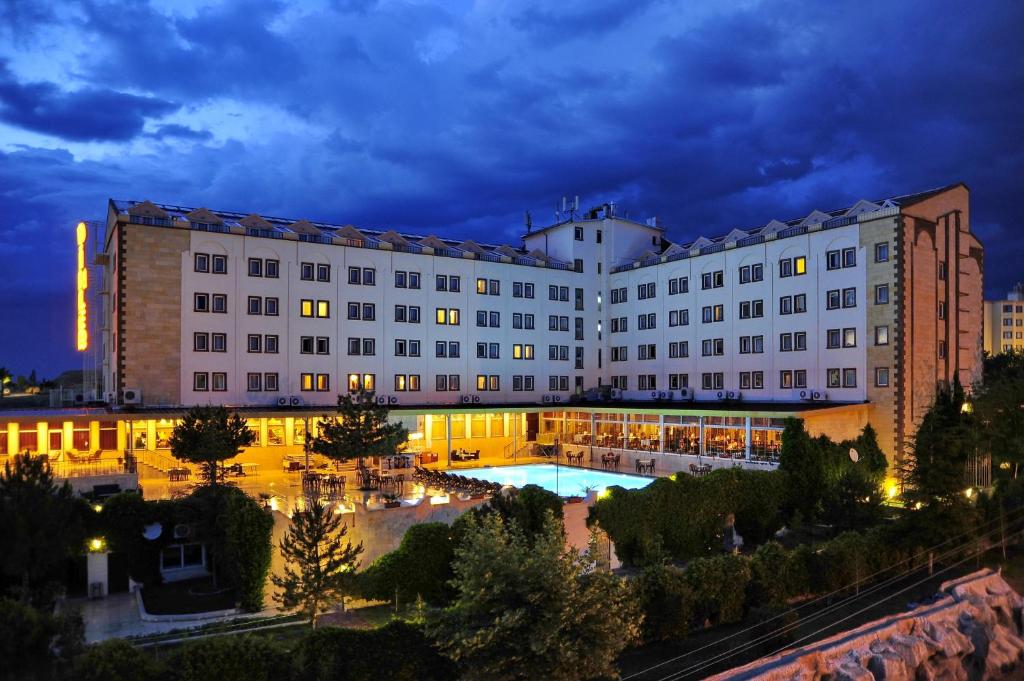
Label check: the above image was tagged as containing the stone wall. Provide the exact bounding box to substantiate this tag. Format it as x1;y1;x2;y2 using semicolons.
709;568;1024;680
120;224;188;405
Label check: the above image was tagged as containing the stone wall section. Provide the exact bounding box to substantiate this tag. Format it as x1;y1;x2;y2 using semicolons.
120;224;188;405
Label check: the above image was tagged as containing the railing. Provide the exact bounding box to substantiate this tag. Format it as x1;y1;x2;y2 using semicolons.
52;459;129;479
298;233;333;245
135;449;182;475
246;227;284;239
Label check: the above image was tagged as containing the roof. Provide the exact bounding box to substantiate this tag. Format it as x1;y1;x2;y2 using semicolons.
108;199;574;271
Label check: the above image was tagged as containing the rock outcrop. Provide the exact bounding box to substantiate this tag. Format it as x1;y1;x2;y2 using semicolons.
709;568;1024;680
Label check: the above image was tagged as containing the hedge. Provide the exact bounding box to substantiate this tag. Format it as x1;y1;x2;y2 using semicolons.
168;634;290;681
356;523;456;606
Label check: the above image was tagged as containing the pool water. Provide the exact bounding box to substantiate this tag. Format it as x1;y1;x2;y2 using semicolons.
453;464;654;497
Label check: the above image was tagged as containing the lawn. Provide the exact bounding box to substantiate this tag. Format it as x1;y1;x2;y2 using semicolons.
141;577;237;615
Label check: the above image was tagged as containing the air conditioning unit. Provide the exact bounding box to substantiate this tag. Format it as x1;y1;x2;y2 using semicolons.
388;396;398;405
277;397;289;407
290;396;302;406
650;391;659;399
610;388;623;400
122;388;142;405
658;391;668;399
716;390;725;400
797;389;811;401
542;395;552;403
172;523;192;539
797;390;828;402
811;390;827;401
73;393;86;404
460;395;480;404
104;391;117;404
678;387;694;400
726;390;741;400
376;396;388;405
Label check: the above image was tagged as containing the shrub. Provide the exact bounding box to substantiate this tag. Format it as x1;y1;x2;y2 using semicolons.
219;489;274;611
72;639;165;681
357;522;456;606
168;634;289;681
750;541;809;607
456;484;564;542
635;564;694;641
589;469;786;566
292;621;455;681
684;554;752;626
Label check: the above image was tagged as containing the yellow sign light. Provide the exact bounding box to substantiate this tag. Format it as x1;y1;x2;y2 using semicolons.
76;222;89;351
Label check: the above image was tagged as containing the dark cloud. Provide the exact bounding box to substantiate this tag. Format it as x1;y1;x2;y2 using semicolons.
145;124;212;141
0;60;178;141
0;0;1022;375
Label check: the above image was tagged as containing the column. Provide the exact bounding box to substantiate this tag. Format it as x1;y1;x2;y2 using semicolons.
698;416;705;457
7;423;18;455
284;417;295;447
116;420;127;452
89;420;100;453
745;417;752;461
658;415;665;453
445;413;452;467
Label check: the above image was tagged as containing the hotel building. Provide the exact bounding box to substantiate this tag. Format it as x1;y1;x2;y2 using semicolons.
0;183;983;486
983;284;1024;355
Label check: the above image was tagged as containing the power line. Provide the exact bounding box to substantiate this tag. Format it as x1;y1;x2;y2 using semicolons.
650;518;1017;681
623;507;1022;681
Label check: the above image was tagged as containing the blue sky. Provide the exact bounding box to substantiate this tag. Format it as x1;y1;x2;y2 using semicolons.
1;0;1022;377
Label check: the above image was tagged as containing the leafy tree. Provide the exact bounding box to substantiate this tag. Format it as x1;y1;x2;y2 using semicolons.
169;406;256;486
683;553;752;626
778;418;825;523
635;563;693;641
312;388;408;468
0;454;88;605
272;497;363;627
430;512;640;681
456;484;564;544
168;634;289;681
903;378;976;504
974;351;1024;479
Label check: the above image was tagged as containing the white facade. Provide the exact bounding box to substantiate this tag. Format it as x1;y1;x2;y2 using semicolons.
105;201;897;410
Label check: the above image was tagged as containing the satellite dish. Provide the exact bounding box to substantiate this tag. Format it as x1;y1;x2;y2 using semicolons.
849;448;859;463
142;522;163;541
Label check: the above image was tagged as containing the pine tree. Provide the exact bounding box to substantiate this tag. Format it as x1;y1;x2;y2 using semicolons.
272;497;363;628
169;406;256;486
311;388;408;468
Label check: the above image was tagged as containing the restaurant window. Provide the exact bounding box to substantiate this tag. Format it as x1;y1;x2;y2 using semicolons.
267;419;285;446
471;414;487;438
451;417;466;439
73;426;90;451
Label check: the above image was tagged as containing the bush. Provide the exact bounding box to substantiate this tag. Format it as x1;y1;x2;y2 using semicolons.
357;523;456;606
750;541;809;607
456;484;564;542
72;639;165;681
292;621;455;681
168;634;289;681
683;554;752;626
219;489;274;611
589;469;786;565
635;564;693;641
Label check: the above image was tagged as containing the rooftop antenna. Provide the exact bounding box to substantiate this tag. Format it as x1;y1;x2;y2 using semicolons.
524;210;532;233
556;195;581;223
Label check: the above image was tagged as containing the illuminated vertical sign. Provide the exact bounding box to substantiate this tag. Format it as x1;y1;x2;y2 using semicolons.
76;221;89;351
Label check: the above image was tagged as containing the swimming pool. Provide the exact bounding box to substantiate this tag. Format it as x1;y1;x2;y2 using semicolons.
453;464;654;497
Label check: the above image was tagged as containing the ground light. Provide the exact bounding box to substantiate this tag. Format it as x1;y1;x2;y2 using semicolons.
597;487;612;500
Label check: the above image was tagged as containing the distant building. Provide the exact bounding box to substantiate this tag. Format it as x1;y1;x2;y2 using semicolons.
983;283;1024;355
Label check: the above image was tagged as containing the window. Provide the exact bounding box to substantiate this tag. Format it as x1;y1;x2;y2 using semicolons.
301;336;314;354
669;276;689;294
248;258;263;277
779;256;806;277
212;254;227;274
264;373;279;391
875;367;890;387
827;368;841;388
247;373;262;392
348;266;361;284
938;261;947;281
211;333;226;352
843;328;857;348
826;290;840;310
301;262;314;281
842;288;857;308
701;338;724;356
316;263;330;282
701;372;724;390
247;334;262;353
794;332;807;351
266;260;279;278
668;309;689;327
574;225;584;241
740;371;764;390
194;372;208;391
938;340;947;359
247;296;262;315
780;370;793;390
637;282;656;300
348;338;362;355
668;374;689;390
701;305;724;323
194;253;209;273
842;368;857;388
738;300;764;319
512;344;534;360
875;242;889;262
194;293;209;312
875;326;889;345
318;300;331;318
316;337;329;355
265;297;279;316
610;287;628;304
938;301;946;319
780;333;793;352
794;370;807;389
211;372;227;391
701;271;724;289
637;313;656;330
738;264;763;283
301;299;314;317
794;294;807;313
211;294;227;313
780;296;793;315
875;284;889;304
826;250;841;270
301;373;314;391
827;329;841;349
193;332;209;352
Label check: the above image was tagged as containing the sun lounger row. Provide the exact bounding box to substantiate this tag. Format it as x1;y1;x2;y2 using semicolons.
412;467;502;495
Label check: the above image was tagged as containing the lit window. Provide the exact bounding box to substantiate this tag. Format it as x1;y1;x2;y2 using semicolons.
317;300;330;318
436;308;447;324
362;374;375;391
301;299;313;317
302;373;314;391
448;309;460;325
794;256;806;275
348;374;360;392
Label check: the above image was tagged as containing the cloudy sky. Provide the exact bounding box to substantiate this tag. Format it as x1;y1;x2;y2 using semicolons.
1;0;1022;377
